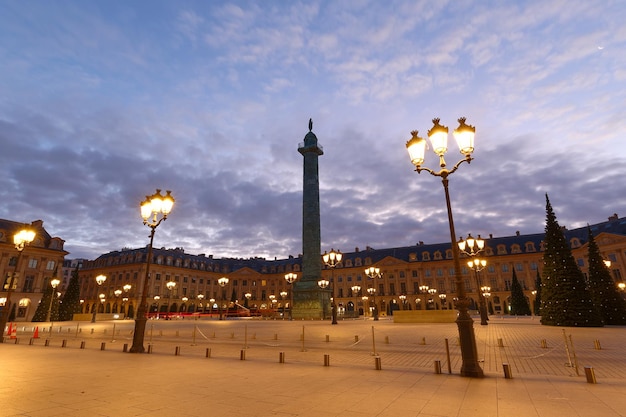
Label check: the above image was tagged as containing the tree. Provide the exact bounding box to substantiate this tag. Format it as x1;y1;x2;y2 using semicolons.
540;194;602;326
509;269;531;315
533;269;542;316
586;227;626;325
59;267;82;321
31;283;53;322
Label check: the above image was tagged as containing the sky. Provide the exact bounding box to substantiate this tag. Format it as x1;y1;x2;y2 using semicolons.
1;0;625;261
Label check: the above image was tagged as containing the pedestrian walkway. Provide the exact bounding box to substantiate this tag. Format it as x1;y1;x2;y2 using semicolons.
2;317;625;416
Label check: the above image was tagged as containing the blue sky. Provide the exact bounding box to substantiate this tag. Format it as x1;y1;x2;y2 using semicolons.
1;0;625;260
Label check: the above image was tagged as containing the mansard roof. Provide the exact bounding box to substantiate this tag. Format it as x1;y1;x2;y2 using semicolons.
84;214;626;273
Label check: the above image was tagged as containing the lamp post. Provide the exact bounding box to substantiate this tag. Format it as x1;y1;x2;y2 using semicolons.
361;296;368;318
364;267;381;320
399;294;407;310
153;295;160;317
0;227;36;342
317;279;330;319
244;292;251;311
197;293;205;314
218;277;229;320
46;278;61;323
428;288;438;309
114;289;122;314
99;294;106;317
130;189;174;353
531;290;537;318
284;272;298;320
122;284;131;318
405;117;483;378
209;298;215;316
279;291;288;318
166;280;176;320
91;274;107;323
322;249;342;325
351;285;361;317
459;234;489;325
419;285;429;310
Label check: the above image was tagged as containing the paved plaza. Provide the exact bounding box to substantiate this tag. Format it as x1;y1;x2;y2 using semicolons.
1;316;626;417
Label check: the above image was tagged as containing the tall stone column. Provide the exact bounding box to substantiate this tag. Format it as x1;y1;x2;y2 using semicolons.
292;119;328;319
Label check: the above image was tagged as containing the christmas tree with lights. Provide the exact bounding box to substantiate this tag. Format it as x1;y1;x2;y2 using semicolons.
540;195;602;326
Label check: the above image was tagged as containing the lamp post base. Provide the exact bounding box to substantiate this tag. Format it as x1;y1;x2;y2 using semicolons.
456;313;484;378
129;316;148;353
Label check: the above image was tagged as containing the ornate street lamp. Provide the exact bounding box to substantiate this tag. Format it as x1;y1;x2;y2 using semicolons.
361;295;368;318
122;284;131;318
406;117;483;378
364;267;381;320
317;279;330;319
0;227;36;342
284;272;298;320
196;293;205;313
351;285;361;317
130;189;174;353
46;278;61;323
217;277;229;320
279;291;288;318
459;234;489;325
399;294;407;310
91;275;107;323
438;293;447;309
209;298;215;316
166;280;177;319
322;249;342;325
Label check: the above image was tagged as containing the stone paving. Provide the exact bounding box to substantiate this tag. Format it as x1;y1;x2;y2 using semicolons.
1;316;626;416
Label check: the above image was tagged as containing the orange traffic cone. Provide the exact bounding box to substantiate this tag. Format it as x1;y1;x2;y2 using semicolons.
33;326;39;339
6;322;12;337
10;323;17;339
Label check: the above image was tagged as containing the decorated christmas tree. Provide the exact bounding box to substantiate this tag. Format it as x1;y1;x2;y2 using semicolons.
31;283;53;322
59;267;82;321
509;269;531;315
540;194;602;326
586;227;626;325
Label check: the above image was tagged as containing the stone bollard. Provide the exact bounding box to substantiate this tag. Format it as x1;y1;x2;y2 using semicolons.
324;354;330;367
374;356;382;370
434;360;442;374
354;335;359;343
147;345;153;354
584;366;597;384
503;363;513;379
100;342;106;351
594;340;602;350
175;346;181;356
45;339;50;347
240;349;246;360
123;343;128;352
279;352;285;363
80;341;86;349
325;335;330;343
61;339;67;348
541;339;547;348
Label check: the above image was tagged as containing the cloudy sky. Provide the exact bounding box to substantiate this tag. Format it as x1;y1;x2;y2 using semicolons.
1;0;625;261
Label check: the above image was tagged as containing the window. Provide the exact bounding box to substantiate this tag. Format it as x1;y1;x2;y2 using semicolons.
399;271;405;278
525;242;536;252
504;280;511;291
46;260;56;270
445;249;453;259
28;259;38;268
497;245;507;255
389;283;395;295
22;275;35;292
422;252;430;261
501;264;509;272
424;269;431;277
488;265;495;273
155;274;161;281
412;270;418;278
530;262;538;270
515;263;523;271
437;269;443;277
434;251;442;260
511;244;521;254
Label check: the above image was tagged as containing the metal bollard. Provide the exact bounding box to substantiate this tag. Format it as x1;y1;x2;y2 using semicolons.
279;352;285;363
100;342;106;351
123;343;128;352
385;336;389;344
584;366;597;384
325;334;330;342
14;338;19;345
80;341;86;349
147;344;153;354
354;335;359;343
206;348;211;358
240;349;246;360
175;346;181;356
324;354;330;367
29;338;34;345
498;338;504;347
374;356;382;370
420;337;426;345
594;340;601;350
44;339;50;347
434;360;442;374
274;333;278;340
503;363;513;379
541;339;547;348
62;339;67;348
